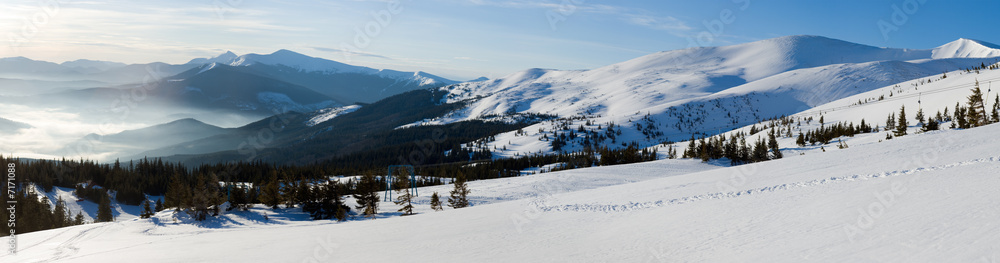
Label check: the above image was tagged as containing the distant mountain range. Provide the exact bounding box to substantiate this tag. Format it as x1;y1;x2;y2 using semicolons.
3;36;999;165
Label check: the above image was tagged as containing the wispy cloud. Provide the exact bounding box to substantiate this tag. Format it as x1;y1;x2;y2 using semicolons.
311;46;394;60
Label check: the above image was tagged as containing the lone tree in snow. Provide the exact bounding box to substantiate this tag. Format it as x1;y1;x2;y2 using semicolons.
353;172;380;219
448;171;471;209
140;200;155;219
430;192;443;211
967;80;987;127
894;105;908;137
393;169;415;216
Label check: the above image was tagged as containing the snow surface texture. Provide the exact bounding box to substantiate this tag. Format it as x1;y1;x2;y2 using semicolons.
3;120;998;262
420;36;1000;158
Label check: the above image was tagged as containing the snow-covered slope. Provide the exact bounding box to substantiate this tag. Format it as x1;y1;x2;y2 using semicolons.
425;36;1000;158
305;105;362;127
4;114;998;262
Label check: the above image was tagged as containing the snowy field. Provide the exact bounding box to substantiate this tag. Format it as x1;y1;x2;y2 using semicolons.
3;119;998;262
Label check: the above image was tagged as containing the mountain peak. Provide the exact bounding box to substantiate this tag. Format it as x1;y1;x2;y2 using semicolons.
187;51;240;65
933;38;1000;59
270;49;303;56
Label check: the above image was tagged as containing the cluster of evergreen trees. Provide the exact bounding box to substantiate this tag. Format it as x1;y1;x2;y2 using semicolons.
0;188;86;235
796;120;875;146
681;130;782;166
884;80;1000;140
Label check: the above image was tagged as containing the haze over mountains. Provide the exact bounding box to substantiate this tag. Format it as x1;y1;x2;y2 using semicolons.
0;49;456;160
1;36;999;164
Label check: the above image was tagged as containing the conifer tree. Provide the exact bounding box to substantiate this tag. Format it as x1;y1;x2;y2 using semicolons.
915;107;925;125
259;172;282;209
955;102;968;128
352;172;380;219
448;171;471;209
74;212;85;225
281;173;298;208
97;193;114;222
140;200;155;219
154;198;164;212
430;192;443;211
894;105;908;136
796;132;806;147
992;94;1000;123
967;81;986;127
767;133;782;159
165;173;190;212
53;196;69;227
393;170;415;216
189;173;222;221
885;112;895;131
923;116;940;131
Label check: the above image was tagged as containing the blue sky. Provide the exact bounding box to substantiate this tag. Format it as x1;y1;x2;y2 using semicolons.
2;0;998;80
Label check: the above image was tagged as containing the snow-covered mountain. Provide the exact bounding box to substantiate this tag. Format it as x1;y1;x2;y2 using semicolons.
417;36;1000;157
931;38;1000;59
185;50;456;104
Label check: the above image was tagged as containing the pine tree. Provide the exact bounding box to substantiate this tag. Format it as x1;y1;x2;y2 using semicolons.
448;171;471;209
97;193;114;222
915;107;925;125
281;173;298;209
189;173;222;221
923;116;940;131
992;94;1000;123
259;172;282;209
796;132;806;147
393;169;415;216
154;198;164;212
165;173;190;212
955;103;968;129
140;200;155;219
430;192;443;211
53;196;69;227
967;81;986;127
885;112;895;131
352;172;380;219
73;212;85;225
894;105;908;136
767;133;782;159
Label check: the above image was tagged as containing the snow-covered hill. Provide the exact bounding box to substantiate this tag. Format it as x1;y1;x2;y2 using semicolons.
4;108;998;262
421;36;1000;158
